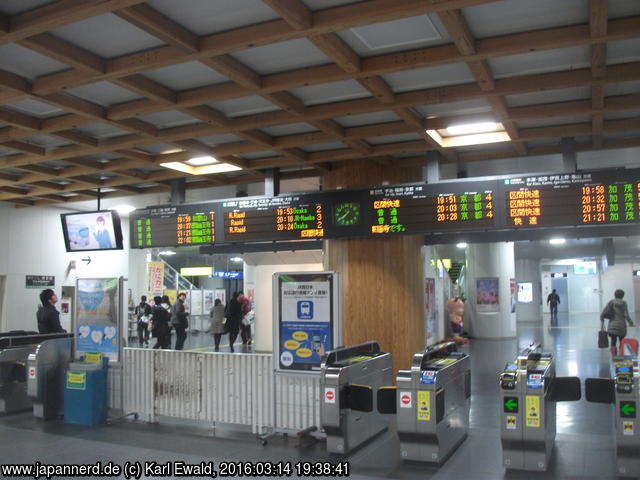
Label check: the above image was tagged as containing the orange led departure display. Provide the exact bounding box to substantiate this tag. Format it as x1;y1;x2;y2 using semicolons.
133;206;215;248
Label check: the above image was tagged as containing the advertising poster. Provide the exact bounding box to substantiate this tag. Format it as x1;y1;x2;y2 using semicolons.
76;278;120;361
425;278;436;343
203;290;215;312
517;282;533;303
147;261;164;298
276;273;335;372
214;289;226;305
476;277;499;312
163;289;177;305
189;289;203;316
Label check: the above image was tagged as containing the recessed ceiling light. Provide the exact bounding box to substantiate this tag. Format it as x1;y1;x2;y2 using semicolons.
426;129;511;148
446;122;498;136
187;155;218;166
230;257;243;262
549;238;566;245
159;251;176;256
456;242;468;249
112;204;136;214
160;161;242;175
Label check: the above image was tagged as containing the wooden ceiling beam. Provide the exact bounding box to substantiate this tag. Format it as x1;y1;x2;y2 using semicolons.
0;0;148;45
112;76;176;105
308;33;361;73
1;140;45;155
201;56;263;90
262;0;313;30
358;77;395;104
590;0;608;148
19;33;105;74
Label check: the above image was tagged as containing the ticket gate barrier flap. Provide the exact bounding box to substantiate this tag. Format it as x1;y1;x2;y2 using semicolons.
320;341;393;455
585;377;616;404
396;342;470;464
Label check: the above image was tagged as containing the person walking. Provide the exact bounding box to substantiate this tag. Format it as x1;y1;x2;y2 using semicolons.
208;299;226;351
239;291;252;347
171;292;189;350
547;289;561;325
134;295;151;347
36;289;66;334
225;291;243;353
601;289;635;354
151;296;171;349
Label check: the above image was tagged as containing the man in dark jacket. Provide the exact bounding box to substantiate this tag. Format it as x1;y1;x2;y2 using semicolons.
135;295;151;347
151;296;171;349
171;292;189;350
36;289;66;334
547;289;560;325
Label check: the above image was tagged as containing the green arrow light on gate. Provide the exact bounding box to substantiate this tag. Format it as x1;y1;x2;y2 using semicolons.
504;397;518;413
621;401;636;418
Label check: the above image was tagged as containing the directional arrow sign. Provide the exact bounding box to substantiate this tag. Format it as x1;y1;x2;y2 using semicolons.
620;401;636;418
82;256;91;265
504;397;519;413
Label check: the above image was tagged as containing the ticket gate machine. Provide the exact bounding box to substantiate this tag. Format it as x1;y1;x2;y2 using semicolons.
586;356;640;478
499;345;581;471
394;341;470;463
320;341;393;454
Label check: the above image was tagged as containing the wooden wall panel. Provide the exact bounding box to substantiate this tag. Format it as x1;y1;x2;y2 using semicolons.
323;159;425;375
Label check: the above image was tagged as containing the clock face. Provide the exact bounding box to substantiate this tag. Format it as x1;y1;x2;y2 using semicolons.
333;202;361;226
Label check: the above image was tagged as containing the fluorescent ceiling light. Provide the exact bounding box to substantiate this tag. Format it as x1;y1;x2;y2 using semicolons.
112;204;136;214
456;242;468;249
180;266;213;276
158;251;176;256
160;161;242;175
230;257;243;262
187;155;218;166
549;238;566;245
426;130;511;148
446;122;497;136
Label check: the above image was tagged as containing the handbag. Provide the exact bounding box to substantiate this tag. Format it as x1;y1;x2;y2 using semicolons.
598;330;609;348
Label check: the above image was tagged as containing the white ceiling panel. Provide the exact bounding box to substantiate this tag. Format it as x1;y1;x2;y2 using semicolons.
85;152;121;161
64;81;143;107
239;150;279;160
142;61;227;91
605;81;640;97
22;135;71;148
301;0;361;10
195;133;244;145
464;0;587;39
289;80;370;106
75;123;131;140
259;123;318;137
607;38;640;65
0;44;69;79
489;45;590;79
230;38;331;75
604;110;640;121
137;110;200;129
0;148;17;158
505;86;591;108
603;131;640;141
208;95;280;118
334;110;401;127
365;133;423;145
381;63;475;93
516;115;592;129
610;1;640;19
336;14;450;57
51;13;165;58
0;0;55;15
3;99;65;118
415;98;491;117
300;142;348;152
148;0;280;36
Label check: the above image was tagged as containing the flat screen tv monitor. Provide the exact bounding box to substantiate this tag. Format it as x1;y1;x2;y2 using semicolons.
61;210;123;252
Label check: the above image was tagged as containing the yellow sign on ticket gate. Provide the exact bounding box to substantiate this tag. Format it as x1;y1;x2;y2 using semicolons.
526;395;540;428
417;391;430;421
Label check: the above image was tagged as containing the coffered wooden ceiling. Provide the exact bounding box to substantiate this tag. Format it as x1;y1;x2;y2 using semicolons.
0;0;639;206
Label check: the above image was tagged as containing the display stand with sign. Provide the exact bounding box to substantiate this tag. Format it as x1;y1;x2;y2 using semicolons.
265;272;341;444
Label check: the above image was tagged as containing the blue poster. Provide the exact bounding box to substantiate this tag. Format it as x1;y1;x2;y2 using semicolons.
76;324;118;355
76;278;120;361
280;321;332;366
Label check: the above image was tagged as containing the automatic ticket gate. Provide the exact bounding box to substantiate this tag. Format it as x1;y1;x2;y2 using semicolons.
0;332;72;415
499;344;581;471
394;341;470;463
320;341;393;454
586;356;640;478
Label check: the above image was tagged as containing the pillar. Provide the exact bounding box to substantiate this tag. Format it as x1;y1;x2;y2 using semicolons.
323;160;424;373
170;178;186;204
465;242;516;338
561;137;577;173
515;258;542;321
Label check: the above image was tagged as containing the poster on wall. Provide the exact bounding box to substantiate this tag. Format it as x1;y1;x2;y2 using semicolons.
274;272;340;373
476;277;499;312
189;289;203;316
214;289;226;306
425;278;436;344
163;289;177;305
203;290;215;312
75;278;120;362
147;261;164;298
517;282;533;303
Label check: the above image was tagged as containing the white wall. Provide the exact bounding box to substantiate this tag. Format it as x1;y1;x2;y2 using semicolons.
601;263;635;313
244;258;323;353
0;203;146;331
423;246;447;345
567;269;601;314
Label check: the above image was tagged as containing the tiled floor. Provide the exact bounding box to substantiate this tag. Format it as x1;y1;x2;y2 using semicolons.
0;313;631;479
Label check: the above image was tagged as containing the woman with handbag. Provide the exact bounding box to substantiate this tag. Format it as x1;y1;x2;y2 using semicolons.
600;289;635;354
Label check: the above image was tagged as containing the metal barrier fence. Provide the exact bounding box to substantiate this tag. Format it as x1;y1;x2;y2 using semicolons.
121;348;318;434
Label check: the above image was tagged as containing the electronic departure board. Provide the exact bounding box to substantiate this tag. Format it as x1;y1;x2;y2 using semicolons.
504;171;639;228
131;204;215;248
368;183;496;235
220;196;325;243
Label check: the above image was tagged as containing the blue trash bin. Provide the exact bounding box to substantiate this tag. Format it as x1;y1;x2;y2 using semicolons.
63;355;108;426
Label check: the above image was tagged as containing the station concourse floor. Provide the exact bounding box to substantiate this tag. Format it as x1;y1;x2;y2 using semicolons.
0;313;628;479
